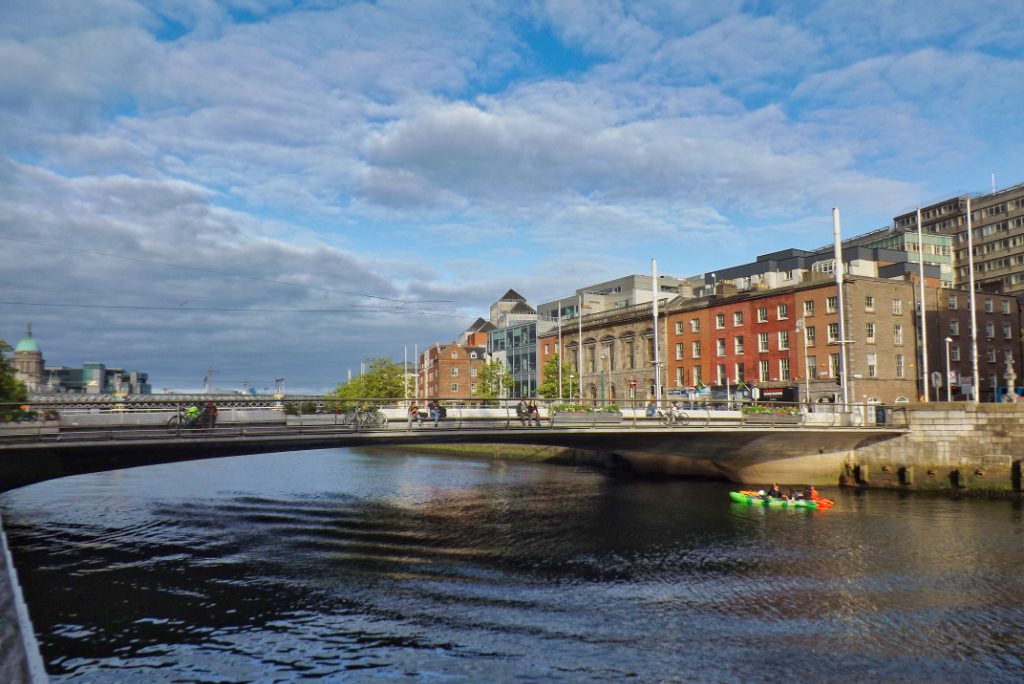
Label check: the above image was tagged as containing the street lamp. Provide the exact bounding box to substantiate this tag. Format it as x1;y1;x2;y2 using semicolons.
944;337;953;402
796;317;811;405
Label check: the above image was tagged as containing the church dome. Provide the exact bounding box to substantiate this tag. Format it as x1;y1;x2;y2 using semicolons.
15;323;41;354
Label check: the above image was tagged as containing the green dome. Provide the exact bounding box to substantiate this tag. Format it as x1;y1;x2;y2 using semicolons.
15;337;40;353
15;323;40;353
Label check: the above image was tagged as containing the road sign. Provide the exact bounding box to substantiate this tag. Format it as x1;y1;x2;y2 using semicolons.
931;371;943;388
750;387;761;401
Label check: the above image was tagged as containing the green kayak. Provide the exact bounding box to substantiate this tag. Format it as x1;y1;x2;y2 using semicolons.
729;491;819;508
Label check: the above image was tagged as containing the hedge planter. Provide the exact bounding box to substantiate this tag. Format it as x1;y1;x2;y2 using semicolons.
553;412;624;425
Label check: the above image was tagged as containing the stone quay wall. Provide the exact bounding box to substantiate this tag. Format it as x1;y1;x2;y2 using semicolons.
849;403;1024;493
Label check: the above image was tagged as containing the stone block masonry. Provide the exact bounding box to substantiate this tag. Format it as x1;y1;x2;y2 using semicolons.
850;404;1024;494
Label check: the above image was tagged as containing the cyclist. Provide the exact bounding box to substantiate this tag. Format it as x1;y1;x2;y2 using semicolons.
185;403;202;426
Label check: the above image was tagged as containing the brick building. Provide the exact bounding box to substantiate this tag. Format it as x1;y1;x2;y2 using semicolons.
417;343;487;400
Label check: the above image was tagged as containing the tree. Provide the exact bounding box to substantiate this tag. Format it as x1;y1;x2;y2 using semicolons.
328;357;405;402
537;354;578;399
0;339;29;406
473;360;513;399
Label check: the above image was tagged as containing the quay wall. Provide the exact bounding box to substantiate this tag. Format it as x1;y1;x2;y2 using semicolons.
840;403;1022;493
0;512;48;683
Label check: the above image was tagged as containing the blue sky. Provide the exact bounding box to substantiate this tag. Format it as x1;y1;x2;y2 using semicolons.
1;0;1022;392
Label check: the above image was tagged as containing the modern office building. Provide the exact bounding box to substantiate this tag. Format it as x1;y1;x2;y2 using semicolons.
536;274;692;322
893;182;1024;295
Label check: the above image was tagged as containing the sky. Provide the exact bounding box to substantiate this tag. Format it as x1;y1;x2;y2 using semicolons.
1;0;1022;393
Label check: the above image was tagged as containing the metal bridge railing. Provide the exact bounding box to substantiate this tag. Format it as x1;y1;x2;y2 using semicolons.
0;398;909;446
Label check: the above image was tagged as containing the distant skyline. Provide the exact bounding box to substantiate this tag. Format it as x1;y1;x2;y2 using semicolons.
2;1;1022;392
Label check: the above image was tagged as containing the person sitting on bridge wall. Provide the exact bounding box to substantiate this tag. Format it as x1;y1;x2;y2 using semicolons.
516;399;527;426
527;400;541;426
428;400;443;427
408;403;423;429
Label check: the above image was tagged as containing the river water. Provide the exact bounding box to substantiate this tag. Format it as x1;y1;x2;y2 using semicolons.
2;448;1024;682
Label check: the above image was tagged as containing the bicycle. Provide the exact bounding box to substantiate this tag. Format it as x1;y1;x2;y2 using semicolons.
166;412;202;431
347;409;388;430
658;408;689;426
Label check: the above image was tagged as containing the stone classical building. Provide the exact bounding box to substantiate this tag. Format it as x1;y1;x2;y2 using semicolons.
12;323;45;392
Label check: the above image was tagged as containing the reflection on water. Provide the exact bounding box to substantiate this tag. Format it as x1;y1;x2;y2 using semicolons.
3;449;1024;682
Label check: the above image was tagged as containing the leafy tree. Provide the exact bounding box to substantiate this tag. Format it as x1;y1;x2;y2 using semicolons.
473;360;513;399
0;339;29;408
328;357;406;403
537;354;578;399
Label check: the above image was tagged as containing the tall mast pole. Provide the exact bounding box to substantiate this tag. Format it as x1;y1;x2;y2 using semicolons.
916;208;930;402
833;208;849;409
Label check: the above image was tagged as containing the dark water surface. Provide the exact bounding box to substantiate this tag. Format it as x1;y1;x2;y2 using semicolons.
2;449;1024;682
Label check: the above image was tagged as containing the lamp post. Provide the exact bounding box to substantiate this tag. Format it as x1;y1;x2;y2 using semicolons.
944;336;953;402
796;317;811;405
600;350;607;405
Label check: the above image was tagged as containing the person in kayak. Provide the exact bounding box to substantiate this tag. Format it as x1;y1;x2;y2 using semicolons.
764;482;783;499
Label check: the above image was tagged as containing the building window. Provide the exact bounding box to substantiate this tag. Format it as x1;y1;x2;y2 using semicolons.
893;324;903;345
805;325;816;346
734;336;744;354
692;366;702;386
759;360;770;382
985;322;995;339
691;341;701;358
777;304;789;320
675;367;685;387
470;368;477;377
827;323;839;344
779;358;790;381
757;307;768;323
717;364;727;385
803;300;815;317
987;349;997;363
829;353;840;378
1004;324;1013;340
985;299;993;313
778;330;790;351
675;321;683;335
948;295;958;310
716;339;726;357
716;313;726;329
1002;300;1011;314
735;362;745;383
891;299;902;315
808;355;818;379
471;383;477;393
451;351;458;359
865;296;875;311
866;322;876;343
758;332;769;352
733;311;743;326
895;354;905;379
949;320;959;336
690;319;700;333
675;342;684;360
866;353;877;378
626;340;635;369
951;346;961;362
826;296;837;313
